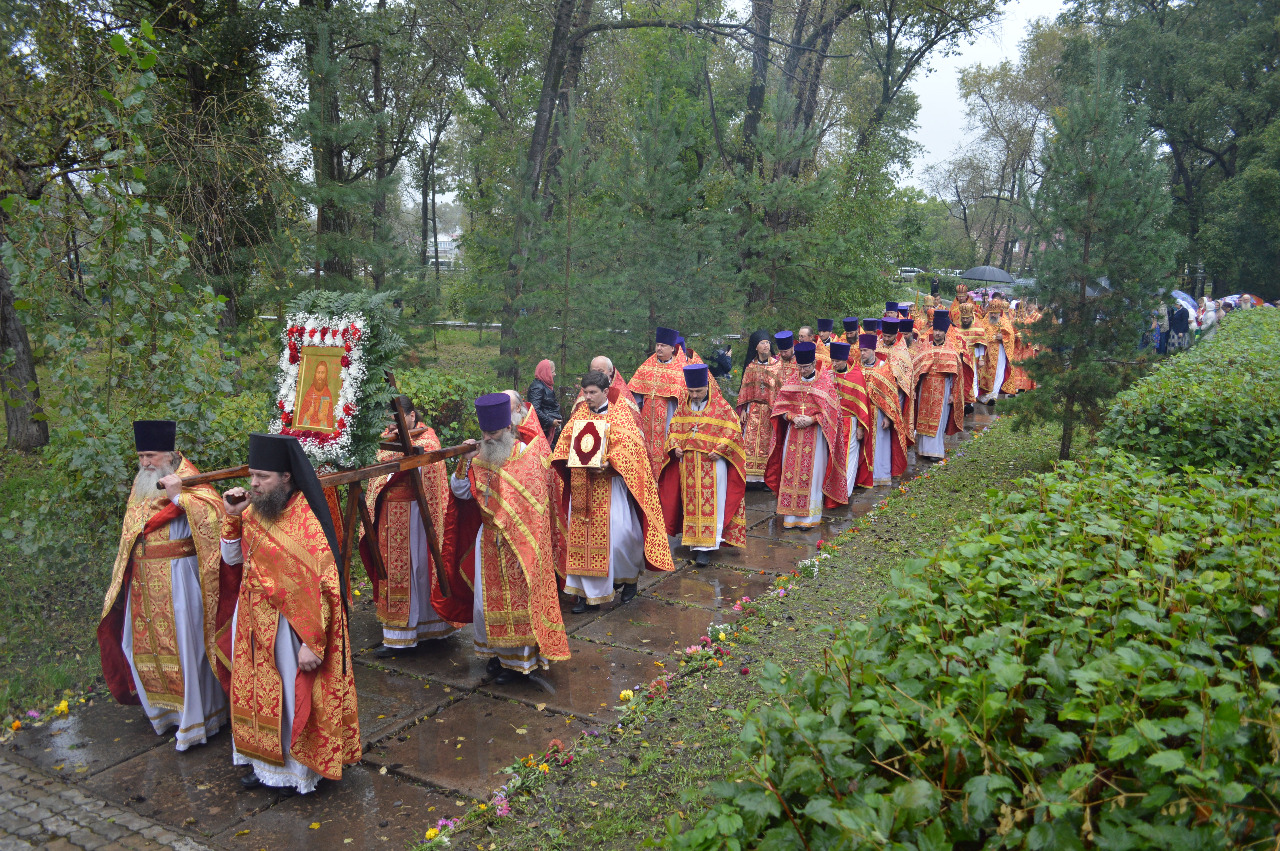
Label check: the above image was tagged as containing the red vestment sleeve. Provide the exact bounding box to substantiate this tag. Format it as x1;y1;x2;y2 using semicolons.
657;454;684;536
434;492;479;625
212;558;243;695
763;416;787;495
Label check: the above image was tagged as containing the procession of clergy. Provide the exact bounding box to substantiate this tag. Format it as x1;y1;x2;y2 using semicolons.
98;287;1037;795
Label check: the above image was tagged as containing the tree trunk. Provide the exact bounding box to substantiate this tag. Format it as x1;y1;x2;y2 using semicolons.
0;247;49;451
737;0;773;171
371;0;387;290
502;0;582;385
1058;397;1074;460
542;0;596;195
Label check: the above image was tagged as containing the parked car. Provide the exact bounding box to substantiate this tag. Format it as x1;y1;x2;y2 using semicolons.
897;267;926;281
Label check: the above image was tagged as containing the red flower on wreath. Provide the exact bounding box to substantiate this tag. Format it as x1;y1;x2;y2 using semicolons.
340;355;351;367
277;400;286;410
336;418;346;430
281;412;293;426
343;403;354;416
289;349;300;364
344;342;352;353
572;421;602;464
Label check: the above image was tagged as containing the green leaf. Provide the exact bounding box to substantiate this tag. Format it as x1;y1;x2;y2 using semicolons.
1144;750;1186;772
109;33;129;55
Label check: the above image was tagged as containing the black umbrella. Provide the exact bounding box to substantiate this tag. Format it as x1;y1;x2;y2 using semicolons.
960;265;1015;284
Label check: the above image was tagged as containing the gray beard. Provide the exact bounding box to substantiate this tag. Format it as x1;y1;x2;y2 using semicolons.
251;484;294;523
131;462;175;501
478;429;515;466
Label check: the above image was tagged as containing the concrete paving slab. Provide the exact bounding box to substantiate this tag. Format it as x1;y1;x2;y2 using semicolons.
703;535;813;575
346;604;385;653
574;597;739;653
364;695;586;799
4;703;170;779
646;566;775;610
354;665;449;746
355;626;491;690
82;740;285;836
476;639;653;722
746;515;855;544
213;765;467;851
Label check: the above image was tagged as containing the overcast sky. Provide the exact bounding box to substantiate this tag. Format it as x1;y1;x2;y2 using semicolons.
904;0;1066;191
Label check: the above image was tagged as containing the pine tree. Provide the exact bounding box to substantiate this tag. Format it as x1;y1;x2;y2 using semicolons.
1013;62;1182;459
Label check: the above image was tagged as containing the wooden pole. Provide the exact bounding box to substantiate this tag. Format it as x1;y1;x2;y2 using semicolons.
162;444;472;491
390;396;452;598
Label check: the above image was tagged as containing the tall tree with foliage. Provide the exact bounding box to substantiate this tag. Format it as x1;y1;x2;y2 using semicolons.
1013;64;1181;460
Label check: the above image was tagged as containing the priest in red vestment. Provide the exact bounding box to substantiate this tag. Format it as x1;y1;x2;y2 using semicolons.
828;342;874;494
914;312;965;460
219;434;359;793
865;335;911;485
813;319;836;370
553;371;674;613
507;390;569;579
360;397;458;658
437;394;570;683
764;342;847;529
774;330;799;382
659;364;747;566
736;330;781;483
99;420;228;751
573;356;640;427
627;327;689;481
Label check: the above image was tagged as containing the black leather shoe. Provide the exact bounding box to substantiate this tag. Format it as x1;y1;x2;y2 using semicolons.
572;599;599;614
239;772;262;790
494;669;528;685
486;656;503;674
375;644;406;659
964;403;974;414
619;583;638;603
694;551;710;566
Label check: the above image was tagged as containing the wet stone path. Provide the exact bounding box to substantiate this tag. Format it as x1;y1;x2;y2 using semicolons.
2;412;994;850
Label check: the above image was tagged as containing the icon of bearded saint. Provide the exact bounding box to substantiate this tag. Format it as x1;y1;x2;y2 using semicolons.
297;360;336;430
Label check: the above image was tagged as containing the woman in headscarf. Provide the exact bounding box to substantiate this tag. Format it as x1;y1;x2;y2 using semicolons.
736;329;780;484
527;359;564;445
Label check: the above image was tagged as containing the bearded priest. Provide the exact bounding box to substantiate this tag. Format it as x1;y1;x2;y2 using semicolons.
219;434;359;793
553;370;674;613
628;327;689;482
437;395;570;684
360;397;458;659
914;312;965;460
949;302;986;411
764;342;847;529
99;420;228;751
659;364;747;566
774;331;798;381
736;330;782;484
828;341;873;494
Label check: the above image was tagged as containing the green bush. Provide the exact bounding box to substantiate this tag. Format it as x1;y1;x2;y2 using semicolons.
1101;309;1280;477
395;367;500;447
668;450;1280;849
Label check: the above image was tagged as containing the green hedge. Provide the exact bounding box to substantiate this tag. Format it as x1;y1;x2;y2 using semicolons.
395;367;500;447
668;451;1280;849
1101;309;1280;477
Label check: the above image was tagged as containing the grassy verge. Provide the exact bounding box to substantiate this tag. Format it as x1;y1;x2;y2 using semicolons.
0;451;112;721
414;417;1073;850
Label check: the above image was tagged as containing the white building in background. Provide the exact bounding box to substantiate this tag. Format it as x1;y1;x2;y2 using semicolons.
426;233;463;270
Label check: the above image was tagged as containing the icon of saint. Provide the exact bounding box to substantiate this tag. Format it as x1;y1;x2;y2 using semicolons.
297;360;336;430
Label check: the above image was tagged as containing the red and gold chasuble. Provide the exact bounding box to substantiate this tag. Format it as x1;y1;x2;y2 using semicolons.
866;361;910;475
224;498;360;781
359;428;452;630
658;387;747;548
949;297;985;328
1008;324;1037;392
550;401;674;579
946;324;983;405
763;370;848;516
978;312;1017;395
627;352;689;482
814;337;834;371
832;366;874;490
913;345;965;437
436;440;570;659
887;339;918;436
98;458;225;708
736;356;782;479
516;407;570;577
